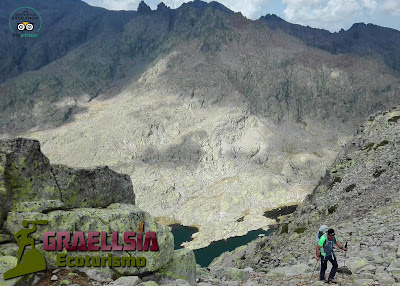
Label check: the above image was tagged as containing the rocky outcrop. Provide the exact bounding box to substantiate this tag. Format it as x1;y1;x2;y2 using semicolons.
0;138;195;286
138;1;152;14
199;107;400;285
0;138;134;229
151;248;196;285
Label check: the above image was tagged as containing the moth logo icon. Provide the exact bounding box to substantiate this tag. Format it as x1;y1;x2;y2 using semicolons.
17;22;34;31
3;220;48;280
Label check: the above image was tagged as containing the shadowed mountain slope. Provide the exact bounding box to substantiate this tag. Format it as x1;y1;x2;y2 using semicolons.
0;0;136;83
260;14;400;72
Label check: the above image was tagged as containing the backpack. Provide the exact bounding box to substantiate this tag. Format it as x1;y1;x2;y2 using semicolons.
315;225;329;245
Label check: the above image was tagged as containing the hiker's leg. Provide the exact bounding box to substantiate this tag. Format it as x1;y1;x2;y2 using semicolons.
328;254;338;279
320;256;327;280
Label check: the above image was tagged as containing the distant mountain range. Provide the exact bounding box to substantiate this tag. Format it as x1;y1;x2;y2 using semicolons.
260;14;400;72
1;0;399;134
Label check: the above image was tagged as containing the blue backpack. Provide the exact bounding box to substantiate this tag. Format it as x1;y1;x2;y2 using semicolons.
316;225;329;245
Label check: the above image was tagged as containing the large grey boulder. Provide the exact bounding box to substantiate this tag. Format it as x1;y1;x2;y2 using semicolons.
153;248;196;285
374;271;396;285
0;138;134;229
109;276;143;286
387;258;400;274
266;263;312;277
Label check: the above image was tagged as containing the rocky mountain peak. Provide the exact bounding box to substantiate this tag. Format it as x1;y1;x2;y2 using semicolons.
137;0;152;14
157;2;170;12
179;0;233;14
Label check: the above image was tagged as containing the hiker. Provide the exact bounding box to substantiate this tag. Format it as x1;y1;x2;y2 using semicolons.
315;228;347;283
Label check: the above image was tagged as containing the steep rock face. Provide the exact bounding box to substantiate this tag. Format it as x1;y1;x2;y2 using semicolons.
208;107;400;284
0;138;135;229
260;15;400;72
137;1;152;14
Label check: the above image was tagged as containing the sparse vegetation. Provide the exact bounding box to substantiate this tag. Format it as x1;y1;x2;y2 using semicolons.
374;140;389;149
280;223;289;234
362;143;375;151
294;227;307;234
328;205;337;214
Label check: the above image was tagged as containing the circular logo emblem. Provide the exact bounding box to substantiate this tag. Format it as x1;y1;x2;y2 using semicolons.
9;7;42;35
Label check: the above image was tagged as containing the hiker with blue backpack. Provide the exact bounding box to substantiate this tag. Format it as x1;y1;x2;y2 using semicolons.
315;226;347;284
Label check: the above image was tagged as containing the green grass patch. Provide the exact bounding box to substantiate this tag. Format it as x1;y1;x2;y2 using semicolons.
328;205;337;214
362;143;375;151
280;223;289;234
374;140;389;149
294;227;307;234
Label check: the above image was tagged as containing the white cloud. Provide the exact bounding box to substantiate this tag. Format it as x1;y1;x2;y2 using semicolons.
381;0;400;16
361;0;377;10
282;0;377;31
85;0;141;10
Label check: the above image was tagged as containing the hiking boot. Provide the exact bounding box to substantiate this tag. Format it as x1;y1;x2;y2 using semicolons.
326;278;337;284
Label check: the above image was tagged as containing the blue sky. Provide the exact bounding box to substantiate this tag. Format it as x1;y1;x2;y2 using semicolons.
83;0;400;32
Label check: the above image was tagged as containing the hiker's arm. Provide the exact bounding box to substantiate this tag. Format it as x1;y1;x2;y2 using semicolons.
315;245;321;261
335;241;347;252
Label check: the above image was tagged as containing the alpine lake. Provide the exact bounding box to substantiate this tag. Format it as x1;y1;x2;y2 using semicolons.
169;204;298;267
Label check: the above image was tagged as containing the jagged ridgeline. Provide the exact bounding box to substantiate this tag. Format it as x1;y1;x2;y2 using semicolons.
0;0;399;133
260;14;400;72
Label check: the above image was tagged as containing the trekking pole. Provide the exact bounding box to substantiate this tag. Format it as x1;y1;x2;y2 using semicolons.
342;241;348;282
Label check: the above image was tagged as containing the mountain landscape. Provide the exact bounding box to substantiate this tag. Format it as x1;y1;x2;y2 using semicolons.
199;106;400;285
1;0;400;284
